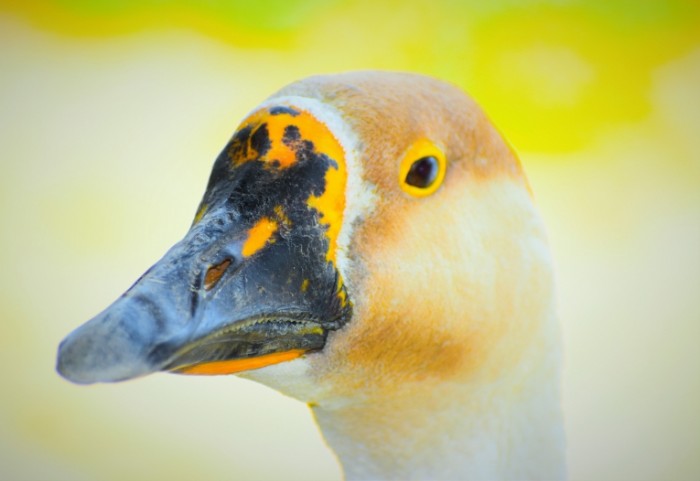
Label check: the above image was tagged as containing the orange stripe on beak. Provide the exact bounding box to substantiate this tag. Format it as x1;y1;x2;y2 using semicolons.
176;349;305;375
242;217;278;257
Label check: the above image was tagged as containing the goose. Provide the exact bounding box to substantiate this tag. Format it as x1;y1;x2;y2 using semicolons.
57;71;565;481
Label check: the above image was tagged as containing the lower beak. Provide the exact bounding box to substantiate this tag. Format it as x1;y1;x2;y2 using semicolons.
56;302;329;384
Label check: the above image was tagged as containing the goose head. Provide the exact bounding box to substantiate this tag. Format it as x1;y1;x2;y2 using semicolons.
57;71;564;480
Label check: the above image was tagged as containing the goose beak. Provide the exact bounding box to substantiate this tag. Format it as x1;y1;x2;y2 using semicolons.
57;206;349;385
57;106;351;384
58;102;352;385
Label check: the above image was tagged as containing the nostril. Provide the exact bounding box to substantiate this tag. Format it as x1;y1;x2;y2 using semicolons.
204;258;232;290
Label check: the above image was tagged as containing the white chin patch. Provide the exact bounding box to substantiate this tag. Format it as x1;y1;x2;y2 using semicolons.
238;354;327;403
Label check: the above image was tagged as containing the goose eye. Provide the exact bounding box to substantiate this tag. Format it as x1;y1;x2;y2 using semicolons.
399;139;446;197
405;156;439;188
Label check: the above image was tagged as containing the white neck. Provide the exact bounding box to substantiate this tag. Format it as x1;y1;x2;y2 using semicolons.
310;317;565;481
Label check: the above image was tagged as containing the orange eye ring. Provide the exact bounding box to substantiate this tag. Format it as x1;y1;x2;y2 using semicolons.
398;139;447;197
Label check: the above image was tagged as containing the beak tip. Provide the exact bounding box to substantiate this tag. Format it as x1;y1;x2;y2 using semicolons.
55;312;158;385
56;338;152;385
56;336;97;385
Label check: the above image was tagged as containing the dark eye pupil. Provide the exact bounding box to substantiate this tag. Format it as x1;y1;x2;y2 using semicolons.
405;156;438;188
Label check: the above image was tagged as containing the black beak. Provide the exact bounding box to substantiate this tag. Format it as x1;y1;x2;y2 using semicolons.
57;104;352;384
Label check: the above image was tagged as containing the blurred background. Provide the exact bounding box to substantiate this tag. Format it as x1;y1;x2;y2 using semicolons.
1;1;698;480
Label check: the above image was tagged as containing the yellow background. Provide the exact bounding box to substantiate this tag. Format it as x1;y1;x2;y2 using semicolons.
1;1;698;479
